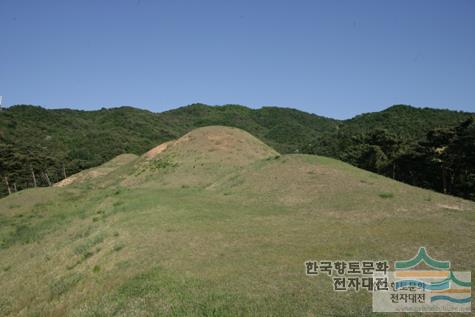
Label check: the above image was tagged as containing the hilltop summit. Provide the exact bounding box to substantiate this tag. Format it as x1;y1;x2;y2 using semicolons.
126;126;279;188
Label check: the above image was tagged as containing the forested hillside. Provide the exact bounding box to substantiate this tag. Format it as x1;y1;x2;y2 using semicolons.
0;103;473;199
304;105;475;200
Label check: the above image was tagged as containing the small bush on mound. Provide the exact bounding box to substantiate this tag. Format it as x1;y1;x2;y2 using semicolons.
49;273;82;299
113;242;125;252
378;192;394;199
2;224;39;247
150;158;177;170
74;233;105;258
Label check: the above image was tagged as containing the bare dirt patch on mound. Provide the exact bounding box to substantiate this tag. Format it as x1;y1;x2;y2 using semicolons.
144;141;175;158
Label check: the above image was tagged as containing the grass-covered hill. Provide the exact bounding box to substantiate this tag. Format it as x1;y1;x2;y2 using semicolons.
0;104;338;195
0;103;473;199
0;126;474;316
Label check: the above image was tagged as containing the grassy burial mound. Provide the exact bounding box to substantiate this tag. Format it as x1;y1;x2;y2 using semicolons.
0;126;474;316
54;154;138;188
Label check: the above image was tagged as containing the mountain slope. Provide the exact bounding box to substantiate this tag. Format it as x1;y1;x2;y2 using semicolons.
0;104;338;197
341;104;473;139
0;104;473;199
0;126;474;316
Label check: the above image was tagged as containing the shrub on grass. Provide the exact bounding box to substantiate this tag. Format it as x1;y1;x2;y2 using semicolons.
378;192;394;199
49;273;82;299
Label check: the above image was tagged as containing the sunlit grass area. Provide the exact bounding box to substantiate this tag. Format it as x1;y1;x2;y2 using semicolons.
1;127;474;316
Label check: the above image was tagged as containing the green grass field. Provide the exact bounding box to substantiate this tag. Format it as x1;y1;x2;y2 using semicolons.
1;126;474;316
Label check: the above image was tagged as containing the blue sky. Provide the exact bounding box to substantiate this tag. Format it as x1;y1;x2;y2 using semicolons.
0;0;474;119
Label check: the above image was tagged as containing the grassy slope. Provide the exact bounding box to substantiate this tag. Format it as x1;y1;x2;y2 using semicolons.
0;127;474;316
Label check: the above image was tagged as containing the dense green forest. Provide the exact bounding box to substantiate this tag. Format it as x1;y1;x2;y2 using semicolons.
0;104;473;200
